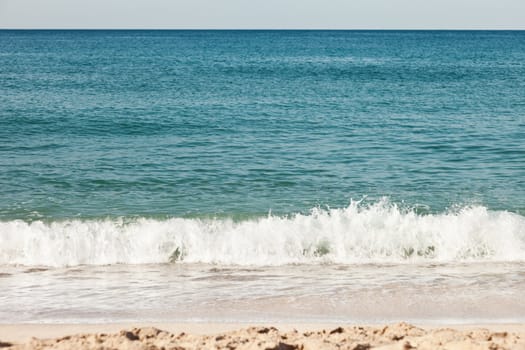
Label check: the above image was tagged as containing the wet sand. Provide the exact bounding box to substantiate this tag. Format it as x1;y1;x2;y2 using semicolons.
1;323;525;349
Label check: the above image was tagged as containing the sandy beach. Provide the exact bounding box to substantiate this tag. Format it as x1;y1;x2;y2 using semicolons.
1;323;525;349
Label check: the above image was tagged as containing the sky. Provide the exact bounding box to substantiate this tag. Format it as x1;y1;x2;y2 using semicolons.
0;0;524;29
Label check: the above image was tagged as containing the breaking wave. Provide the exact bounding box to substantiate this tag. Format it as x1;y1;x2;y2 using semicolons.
1;200;524;267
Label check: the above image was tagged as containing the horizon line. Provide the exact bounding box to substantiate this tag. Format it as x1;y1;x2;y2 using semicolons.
2;28;525;31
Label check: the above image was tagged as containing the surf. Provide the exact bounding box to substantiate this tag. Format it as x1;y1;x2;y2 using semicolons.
1;199;524;267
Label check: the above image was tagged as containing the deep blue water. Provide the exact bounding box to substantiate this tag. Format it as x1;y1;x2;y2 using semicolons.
1;30;525;220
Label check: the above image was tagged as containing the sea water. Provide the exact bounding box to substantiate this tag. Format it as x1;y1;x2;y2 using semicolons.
1;30;524;323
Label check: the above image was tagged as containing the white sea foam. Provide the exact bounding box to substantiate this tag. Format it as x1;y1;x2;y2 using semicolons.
1;200;524;267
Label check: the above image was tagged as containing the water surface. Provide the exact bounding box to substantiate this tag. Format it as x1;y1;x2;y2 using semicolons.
1;30;525;323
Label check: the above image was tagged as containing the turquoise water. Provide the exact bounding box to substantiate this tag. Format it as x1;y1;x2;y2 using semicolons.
1;31;525;267
2;30;524;220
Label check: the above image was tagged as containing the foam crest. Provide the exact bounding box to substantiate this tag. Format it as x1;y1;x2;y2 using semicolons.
1;200;524;267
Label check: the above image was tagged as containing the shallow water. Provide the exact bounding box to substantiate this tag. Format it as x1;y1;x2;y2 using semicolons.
1;263;524;324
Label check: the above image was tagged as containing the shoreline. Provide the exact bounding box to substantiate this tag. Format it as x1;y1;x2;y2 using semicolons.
2;322;525;349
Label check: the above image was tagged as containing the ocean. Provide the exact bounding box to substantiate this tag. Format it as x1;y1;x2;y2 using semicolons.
1;30;524;324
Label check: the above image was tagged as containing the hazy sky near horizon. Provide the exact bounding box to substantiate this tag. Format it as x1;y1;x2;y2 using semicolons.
0;0;524;29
